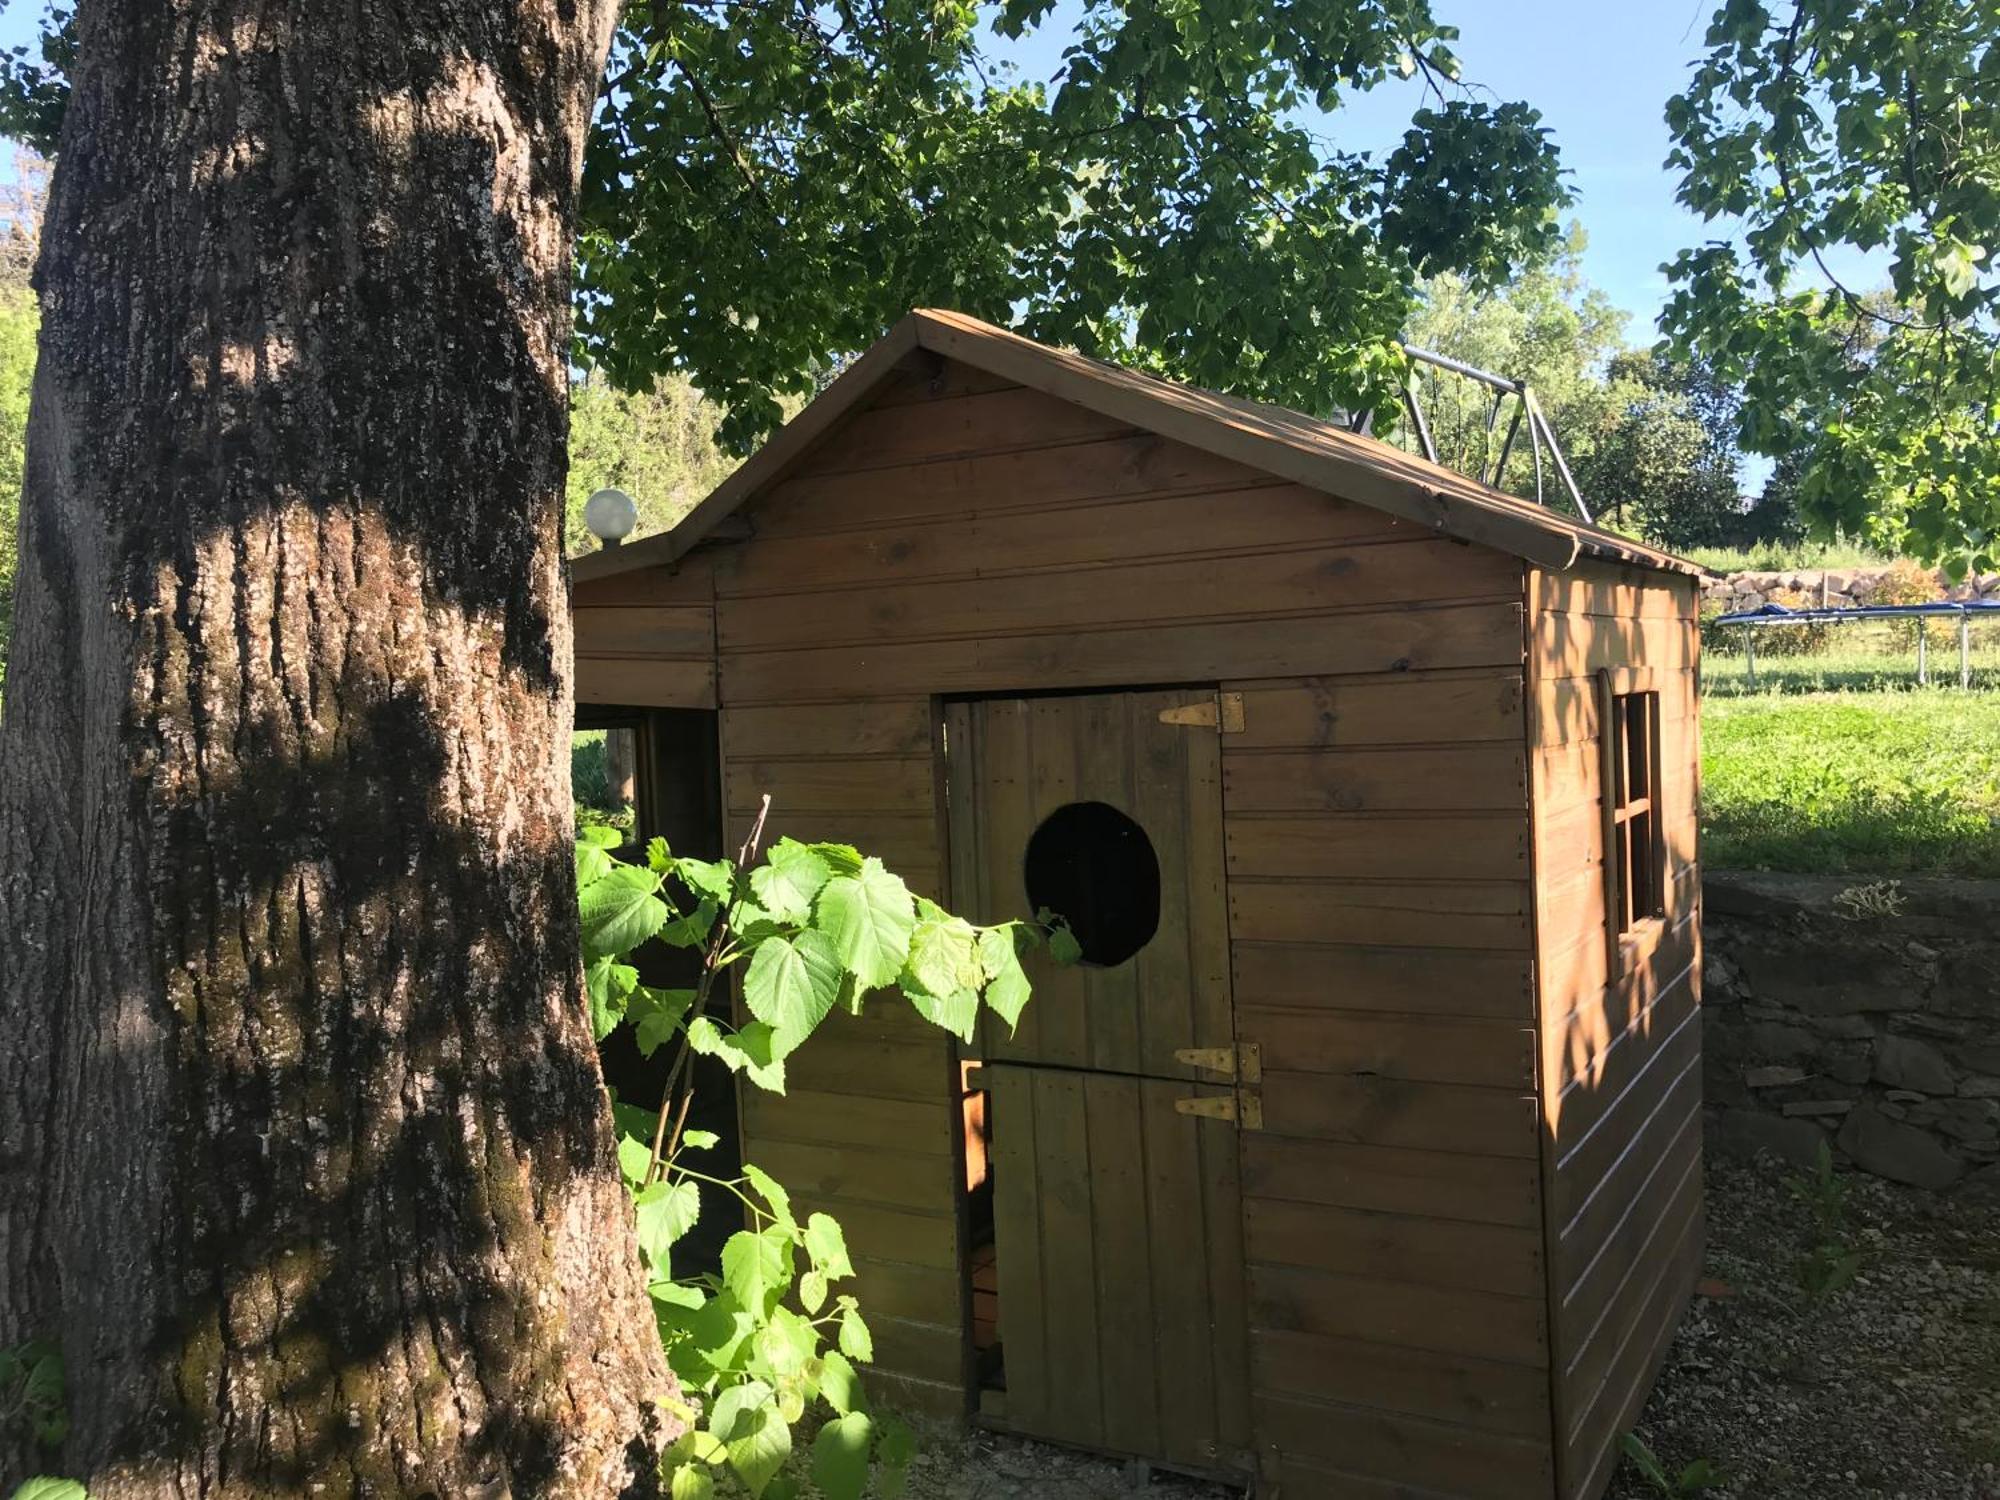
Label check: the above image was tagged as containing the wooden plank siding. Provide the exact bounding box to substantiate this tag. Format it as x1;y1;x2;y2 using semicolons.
1221;665;1552;1498
562;354;1714;1492
682;358;1564;1485
1526;560;1704;1500
572;556;719;708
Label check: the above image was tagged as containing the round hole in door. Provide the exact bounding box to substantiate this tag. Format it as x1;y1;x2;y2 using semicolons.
1022;800;1161;967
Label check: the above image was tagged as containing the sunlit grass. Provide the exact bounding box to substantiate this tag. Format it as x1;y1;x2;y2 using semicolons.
1702;690;2000;876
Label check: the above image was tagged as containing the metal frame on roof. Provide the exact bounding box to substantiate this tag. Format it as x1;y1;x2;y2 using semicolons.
1386;345;1594;525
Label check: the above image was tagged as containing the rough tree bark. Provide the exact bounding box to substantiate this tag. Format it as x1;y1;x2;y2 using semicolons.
0;3;680;1495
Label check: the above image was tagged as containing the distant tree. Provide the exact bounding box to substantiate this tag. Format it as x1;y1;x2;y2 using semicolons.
1575;351;1744;550
0;151;43;703
1397;224;1629;492
1661;0;2000;573
565;370;737;552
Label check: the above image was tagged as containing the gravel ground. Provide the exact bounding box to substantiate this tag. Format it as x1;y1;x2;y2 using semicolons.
1609;1148;2000;1500
895;1425;1231;1499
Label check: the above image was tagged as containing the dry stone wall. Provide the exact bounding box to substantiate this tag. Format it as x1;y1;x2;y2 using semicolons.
1701;565;2000;615
1703;871;2000;1201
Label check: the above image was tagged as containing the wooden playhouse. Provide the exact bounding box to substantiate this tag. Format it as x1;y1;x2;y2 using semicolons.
570;311;1706;1500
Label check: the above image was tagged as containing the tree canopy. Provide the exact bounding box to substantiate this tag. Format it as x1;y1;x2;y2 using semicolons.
1660;0;2000;573
3;1;1571;452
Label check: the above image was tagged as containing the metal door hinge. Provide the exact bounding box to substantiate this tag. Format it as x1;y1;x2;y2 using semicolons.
1174;1045;1236;1076
1158;692;1244;733
1173;1095;1238;1122
1172;1041;1263;1129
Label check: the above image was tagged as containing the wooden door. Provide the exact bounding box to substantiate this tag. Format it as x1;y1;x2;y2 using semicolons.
946;690;1250;1475
946;690;1234;1073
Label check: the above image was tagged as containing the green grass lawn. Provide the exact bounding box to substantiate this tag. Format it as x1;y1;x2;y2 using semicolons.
1701;688;2000;877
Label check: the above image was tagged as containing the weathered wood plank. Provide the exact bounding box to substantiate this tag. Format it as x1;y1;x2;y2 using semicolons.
739;1088;956;1157
1533;564;1702;621
749;432;1270;537
804;383;1138;474
572;605;714;658
1086;1073;1164;1461
722;755;935;814
1224;744;1527;813
1232;942;1533;1021
1227;879;1530;951
1241;1006;1535;1089
719;603;1527;704
1226;813;1527;881
1228;670;1524;750
1241;1136;1542;1229
1251;1329;1552;1439
1256;1394;1555;1498
576;655;717;708
1248;1265;1547;1366
1245;1199;1543;1299
1534;610;1697;676
570;556;715;606
722;699;935;760
747;1138;955;1214
718;537;1517;648
1258;1071;1540;1159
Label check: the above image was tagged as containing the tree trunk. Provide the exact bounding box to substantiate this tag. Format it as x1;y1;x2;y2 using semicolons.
0;4;679;1495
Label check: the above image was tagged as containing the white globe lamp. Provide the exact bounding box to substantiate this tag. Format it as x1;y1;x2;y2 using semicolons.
584;487;639;547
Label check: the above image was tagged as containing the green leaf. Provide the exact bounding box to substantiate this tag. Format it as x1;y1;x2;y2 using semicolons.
837;1300;874;1362
812;1411;875;1500
658;899;720;950
630;986;695;1056
754;1305;817;1378
741;1162;796;1230
710;1380;791;1497
578;865;669;961
9;1481;88;1500
978;926;1032;1031
818;1348;863;1415
751;838;833;922
650;1278;708;1312
634;1178;702;1263
584;956;639;1042
808;841;865;875
676;856;737;904
579;824;623;849
617;1132;654;1187
722;1227;794;1317
799;1268;828;1314
680;1290;759;1382
804;1212;854;1280
905;982;979;1043
905;910;983;997
576;838;615;887
680;1128;720;1151
1047;920;1083;966
815;858;916;992
742;929;844;1058
687;1017;787;1093
669;1465;715;1500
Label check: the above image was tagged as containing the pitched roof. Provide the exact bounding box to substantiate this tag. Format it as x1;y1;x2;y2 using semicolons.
572;309;1703;584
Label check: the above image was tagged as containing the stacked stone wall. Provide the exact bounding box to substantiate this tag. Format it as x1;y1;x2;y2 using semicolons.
1704;871;2000;1200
